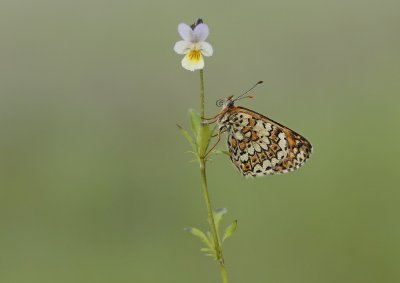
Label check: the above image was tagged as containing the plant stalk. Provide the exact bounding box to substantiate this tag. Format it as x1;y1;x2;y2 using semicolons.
199;69;228;283
200;69;205;118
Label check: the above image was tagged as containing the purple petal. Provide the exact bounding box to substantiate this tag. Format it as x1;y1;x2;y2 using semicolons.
178;23;193;41
193;23;209;42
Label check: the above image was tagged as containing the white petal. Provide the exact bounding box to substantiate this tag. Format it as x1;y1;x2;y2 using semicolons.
181;53;204;71
178;23;193;41
173;40;193;54
199;41;213;57
193;23;209;42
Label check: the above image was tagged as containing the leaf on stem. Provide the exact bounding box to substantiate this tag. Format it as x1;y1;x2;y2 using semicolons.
198;123;211;156
177;124;197;153
213;208;228;232
189;109;211;156
184;227;213;249
222;220;238;243
188;109;200;139
200;248;217;259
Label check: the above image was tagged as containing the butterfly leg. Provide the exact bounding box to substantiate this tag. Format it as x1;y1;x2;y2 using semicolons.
211;127;226;138
203;128;221;159
201;110;226;124
201;113;220;121
201;117;219;125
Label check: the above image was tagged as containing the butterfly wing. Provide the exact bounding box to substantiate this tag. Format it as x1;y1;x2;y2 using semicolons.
226;107;312;177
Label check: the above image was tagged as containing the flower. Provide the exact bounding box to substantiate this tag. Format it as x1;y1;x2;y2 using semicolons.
173;19;213;71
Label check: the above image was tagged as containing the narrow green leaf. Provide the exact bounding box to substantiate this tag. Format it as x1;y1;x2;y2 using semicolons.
188;109;212;156
177;124;197;153
205;253;218;260
201;248;218;259
184;227;213;249
188;109;201;138
200;247;216;256
222;220;238;243
198;123;211;156
213;208;228;232
206;231;215;246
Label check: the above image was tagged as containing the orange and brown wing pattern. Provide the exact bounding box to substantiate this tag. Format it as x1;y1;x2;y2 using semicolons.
224;107;312;177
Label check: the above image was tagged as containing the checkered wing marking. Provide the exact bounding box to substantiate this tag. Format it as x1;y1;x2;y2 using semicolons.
225;107;312;177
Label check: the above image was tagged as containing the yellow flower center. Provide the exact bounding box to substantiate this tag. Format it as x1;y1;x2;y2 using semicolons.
188;49;202;62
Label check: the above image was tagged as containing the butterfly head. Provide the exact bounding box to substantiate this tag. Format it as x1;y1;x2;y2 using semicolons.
215;81;263;109
216;96;235;109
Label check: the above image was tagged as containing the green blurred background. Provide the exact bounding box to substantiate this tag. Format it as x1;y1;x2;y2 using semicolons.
1;0;399;282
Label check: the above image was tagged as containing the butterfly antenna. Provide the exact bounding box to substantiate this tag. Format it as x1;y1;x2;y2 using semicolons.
234;81;263;101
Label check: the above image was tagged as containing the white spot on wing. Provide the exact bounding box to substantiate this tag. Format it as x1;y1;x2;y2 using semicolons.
240;153;249;162
234;131;243;140
262;159;271;170
277;151;286;160
247;144;255;155
259;141;269;150
253;142;261;153
271;158;279;166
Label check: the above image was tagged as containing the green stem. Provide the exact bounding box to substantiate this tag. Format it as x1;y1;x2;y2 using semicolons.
200;159;228;283
200;69;205;118
199;69;228;283
220;264;229;283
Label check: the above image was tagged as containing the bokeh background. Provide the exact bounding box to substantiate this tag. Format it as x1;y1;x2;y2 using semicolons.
1;0;399;282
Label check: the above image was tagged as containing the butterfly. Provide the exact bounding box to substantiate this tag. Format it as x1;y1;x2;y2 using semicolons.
203;81;312;177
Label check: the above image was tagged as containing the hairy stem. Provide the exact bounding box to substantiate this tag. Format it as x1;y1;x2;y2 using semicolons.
200;69;205;119
199;69;228;283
